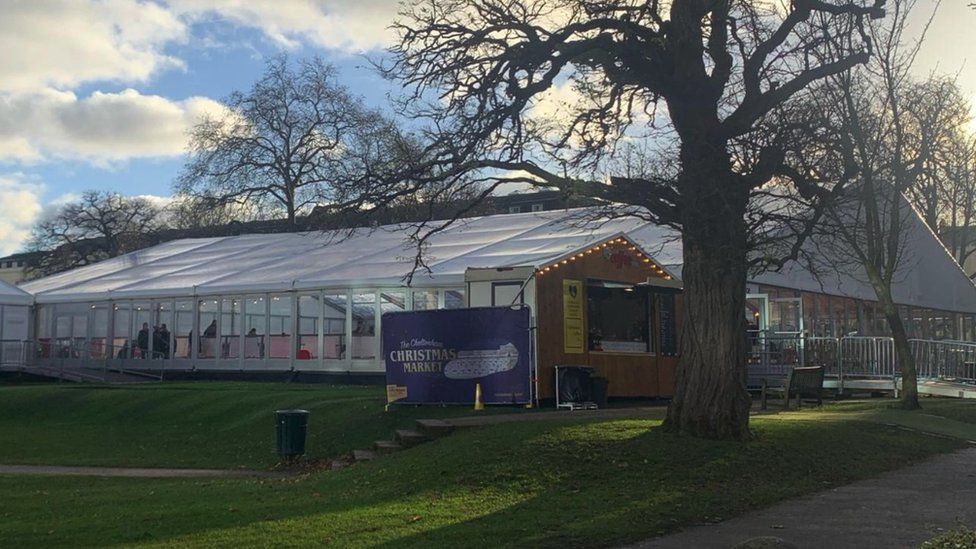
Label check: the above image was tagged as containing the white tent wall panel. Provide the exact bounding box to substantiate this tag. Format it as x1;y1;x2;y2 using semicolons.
32;286;466;374
0;305;29;341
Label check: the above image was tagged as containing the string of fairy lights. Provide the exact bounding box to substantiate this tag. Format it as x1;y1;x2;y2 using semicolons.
535;237;672;280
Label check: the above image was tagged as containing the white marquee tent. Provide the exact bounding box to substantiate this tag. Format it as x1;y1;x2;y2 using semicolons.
15;207;976;373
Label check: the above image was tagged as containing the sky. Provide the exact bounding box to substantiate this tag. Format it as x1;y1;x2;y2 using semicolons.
0;0;973;256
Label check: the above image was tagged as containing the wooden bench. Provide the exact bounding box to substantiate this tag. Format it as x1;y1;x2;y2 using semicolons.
761;366;825;410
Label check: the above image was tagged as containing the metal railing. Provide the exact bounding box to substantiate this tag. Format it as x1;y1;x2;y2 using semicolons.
911;339;976;384
0;340;29;369
838;336;897;379
7;339;165;383
749;334;976;389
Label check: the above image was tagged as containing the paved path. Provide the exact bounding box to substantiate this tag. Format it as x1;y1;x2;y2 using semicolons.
632;446;976;549
443;406;667;427
0;464;284;478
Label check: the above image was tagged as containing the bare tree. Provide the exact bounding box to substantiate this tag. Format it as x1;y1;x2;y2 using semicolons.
384;0;884;438
938;135;976;271
808;0;960;409
902;77;972;230
177;55;407;228
27;190;162;276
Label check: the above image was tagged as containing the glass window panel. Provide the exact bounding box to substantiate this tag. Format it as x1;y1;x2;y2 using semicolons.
323;293;346;359
90;304;109;359
221;298;241;359
198;299;218;359
133;301;151;359
244;296;266;359
586;282;649;353
351;292;376;359
153;301;173;360
444;289;465;309
269;294;291;359
412;290;438;311
173;300;194;359
298;295;320;360
112;302;131;358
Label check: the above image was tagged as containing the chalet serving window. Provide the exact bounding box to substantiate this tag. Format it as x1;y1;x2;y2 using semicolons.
586;280;650;353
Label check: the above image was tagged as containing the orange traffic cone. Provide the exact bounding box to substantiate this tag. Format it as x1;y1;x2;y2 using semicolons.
473;383;484;411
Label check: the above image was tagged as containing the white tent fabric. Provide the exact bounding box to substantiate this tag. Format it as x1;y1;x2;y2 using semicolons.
20;207;976;313
23;210;650;303
749;203;976;314
0;279;31;306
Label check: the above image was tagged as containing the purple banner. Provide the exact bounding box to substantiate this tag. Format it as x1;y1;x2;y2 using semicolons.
382;306;532;405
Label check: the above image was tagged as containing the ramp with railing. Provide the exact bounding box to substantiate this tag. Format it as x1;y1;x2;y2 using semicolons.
749;333;976;398
0;340;163;384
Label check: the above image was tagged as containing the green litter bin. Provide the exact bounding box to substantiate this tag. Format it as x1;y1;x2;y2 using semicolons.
275;409;309;458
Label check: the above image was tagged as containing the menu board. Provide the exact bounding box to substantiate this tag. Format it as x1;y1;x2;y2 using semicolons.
658;293;678;356
563;279;584;353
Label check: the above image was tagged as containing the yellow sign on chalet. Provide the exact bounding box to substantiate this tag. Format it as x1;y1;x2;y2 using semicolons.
563;279;584;353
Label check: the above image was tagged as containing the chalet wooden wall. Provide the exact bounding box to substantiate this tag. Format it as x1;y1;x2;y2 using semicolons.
534;239;680;399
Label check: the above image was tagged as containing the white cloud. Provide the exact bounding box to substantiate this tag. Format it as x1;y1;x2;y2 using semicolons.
0;1;399;98
0;0;186;94
0;175;44;255
0;89;228;165
170;0;399;52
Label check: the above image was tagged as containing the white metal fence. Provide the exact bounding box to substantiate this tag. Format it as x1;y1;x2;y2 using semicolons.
749;333;976;387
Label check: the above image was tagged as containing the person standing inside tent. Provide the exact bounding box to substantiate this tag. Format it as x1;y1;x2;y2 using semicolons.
137;323;150;359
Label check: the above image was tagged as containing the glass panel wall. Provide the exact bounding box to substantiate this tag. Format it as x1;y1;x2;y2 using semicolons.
198;298;218;359
113;302;131;358
323;293;346;359
90;303;109;359
55;312;71;357
412;290;438;311
153;301;173;359
36;305;52;357
244;296;266;359
444;290;466;309
221;298;241;359
351;292;376;359
269;294;292;359
298;295;320;360
133;301;151;359
174;300;194;359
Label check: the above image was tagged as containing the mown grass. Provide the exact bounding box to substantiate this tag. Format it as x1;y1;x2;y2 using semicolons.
0;382;520;469
0;412;964;548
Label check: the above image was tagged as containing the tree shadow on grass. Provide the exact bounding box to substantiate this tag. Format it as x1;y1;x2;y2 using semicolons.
0;415;960;548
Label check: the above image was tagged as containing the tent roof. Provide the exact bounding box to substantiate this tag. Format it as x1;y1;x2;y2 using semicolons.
0;279;31;306
23;209;650;303
21;206;976;314
749;200;976;314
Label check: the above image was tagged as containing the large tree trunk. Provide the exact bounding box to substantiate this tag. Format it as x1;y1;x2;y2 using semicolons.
663;140;753;440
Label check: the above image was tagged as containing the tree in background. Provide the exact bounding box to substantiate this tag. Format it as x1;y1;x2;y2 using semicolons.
806;0;966;409
26;191;163;276
937;135;976;270
177;55;408;228
384;0;884;439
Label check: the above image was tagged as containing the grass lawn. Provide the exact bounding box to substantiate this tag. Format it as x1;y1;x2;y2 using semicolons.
2;384;976;547
0;406;967;548
0;382;524;469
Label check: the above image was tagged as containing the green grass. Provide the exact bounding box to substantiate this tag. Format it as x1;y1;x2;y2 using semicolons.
0;382;522;469
2;385;975;547
921;527;976;548
0;412;964;548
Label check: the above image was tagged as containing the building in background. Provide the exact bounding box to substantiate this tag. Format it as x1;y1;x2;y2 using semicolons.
0;252;41;285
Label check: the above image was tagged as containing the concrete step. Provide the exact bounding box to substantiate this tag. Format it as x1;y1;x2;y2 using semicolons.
415;418;455;437
373;440;403;454
352;449;377;462
395;429;428;447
